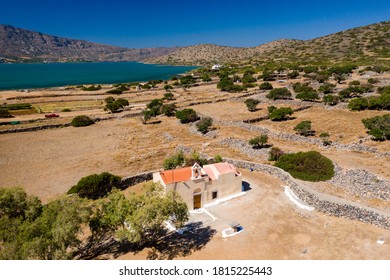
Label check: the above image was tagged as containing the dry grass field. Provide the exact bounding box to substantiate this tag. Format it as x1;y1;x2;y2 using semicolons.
0;74;389;260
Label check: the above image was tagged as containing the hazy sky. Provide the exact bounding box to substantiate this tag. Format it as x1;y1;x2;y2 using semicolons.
1;0;389;48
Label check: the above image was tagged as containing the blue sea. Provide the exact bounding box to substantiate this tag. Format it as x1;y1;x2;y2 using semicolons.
0;62;197;90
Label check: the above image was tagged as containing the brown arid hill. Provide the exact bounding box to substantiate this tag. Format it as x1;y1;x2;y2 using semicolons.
1;20;389;65
144;40;296;65
0;24;181;63
146;20;390;66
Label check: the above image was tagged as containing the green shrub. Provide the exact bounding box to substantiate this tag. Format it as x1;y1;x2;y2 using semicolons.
330;65;357;75
61;108;71;112
217;77;245;92
116;84;129;91
268;107;293;121
378;86;390;95
164;85;173;91
71;115;95;127
1;103;32;110
367;78;379;84
141;109;153;123
145;99;163;117
104;96;115;103
115;98;129;108
214;154;223;163
147;99;163;109
348;95;390;111
268;147;284;161
261;70;275;81
319;132;332;146
180;75;196;86
67;172;122;200
339;84;373;98
249;134;268;148
259;82;273;90
0;108;12;118
106;89;124;94
287;70;299;79
163;151;185;170
348;98;369;111
294;120;314;136
202;73;212;82
292;82;309;93
296;91;319;101
161;104;177;117
323;95;340;106
105;102;121;113
244;98;260;112
141;84;152;89
163;92;174;100
175;108;198;123
266;88;292;100
303;66;318;74
196;117;213;134
267;106;277;114
184;151;208;167
318;82;336;94
349;80;361;86
275;151;334;181
82;85;101;91
361;114;390;141
242;73;256;85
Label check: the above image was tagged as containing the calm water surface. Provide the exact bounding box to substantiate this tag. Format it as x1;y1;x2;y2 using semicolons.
0;62;196;90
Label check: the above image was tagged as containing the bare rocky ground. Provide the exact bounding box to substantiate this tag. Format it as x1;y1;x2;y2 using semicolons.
0;76;389;259
117;171;390;260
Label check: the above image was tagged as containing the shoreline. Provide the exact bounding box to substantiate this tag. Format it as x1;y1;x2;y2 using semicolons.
0;61;198;91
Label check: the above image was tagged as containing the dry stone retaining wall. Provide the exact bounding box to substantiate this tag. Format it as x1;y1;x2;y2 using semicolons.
213;119;390;157
0;123;71;134
119;171;157;189
330;165;390;200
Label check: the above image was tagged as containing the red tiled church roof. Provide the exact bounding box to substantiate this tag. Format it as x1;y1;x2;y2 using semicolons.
159;167;193;184
159;162;240;184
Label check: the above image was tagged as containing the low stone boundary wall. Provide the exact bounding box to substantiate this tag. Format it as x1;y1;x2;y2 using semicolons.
243;115;269;123
119;170;157;189
214;119;390;157
224;157;390;229
0;123;71;134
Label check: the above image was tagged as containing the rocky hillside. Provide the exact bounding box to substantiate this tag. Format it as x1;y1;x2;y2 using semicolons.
1;20;389;65
146;20;390;66
0;24;180;63
145;40;296;65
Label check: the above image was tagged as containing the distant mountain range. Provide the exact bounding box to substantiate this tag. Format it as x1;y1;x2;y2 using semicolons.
1;21;389;65
0;24;180;63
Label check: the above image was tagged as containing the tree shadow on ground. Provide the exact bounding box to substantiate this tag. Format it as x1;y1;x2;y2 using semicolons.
146;221;216;260
75;233;137;260
242;181;252;192
76;221;216;260
146;120;162;125
252;143;273;149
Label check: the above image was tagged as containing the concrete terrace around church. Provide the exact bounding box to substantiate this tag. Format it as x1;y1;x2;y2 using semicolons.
153;162;242;210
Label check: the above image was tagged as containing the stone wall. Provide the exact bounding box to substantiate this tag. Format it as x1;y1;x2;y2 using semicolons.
223;157;390;229
0;123;71;134
119;170;157;189
330;165;390;200
213;119;390;157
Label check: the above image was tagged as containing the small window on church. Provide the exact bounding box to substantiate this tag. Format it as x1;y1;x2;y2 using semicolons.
212;191;218;200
